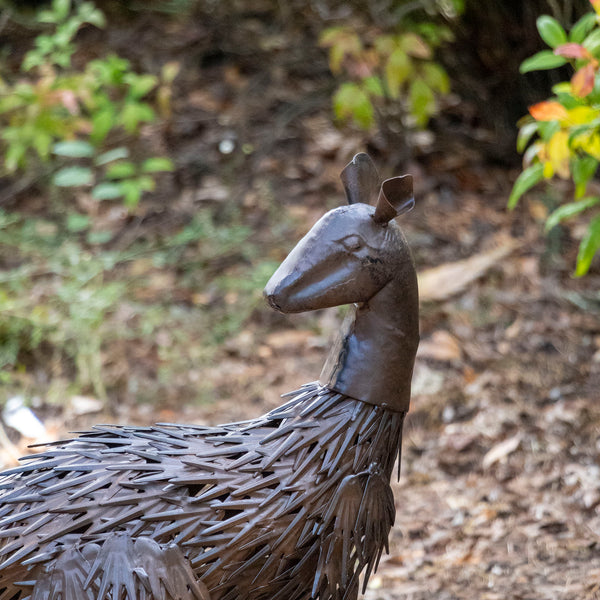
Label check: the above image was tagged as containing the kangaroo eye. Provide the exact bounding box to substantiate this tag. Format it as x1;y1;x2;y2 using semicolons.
340;235;364;252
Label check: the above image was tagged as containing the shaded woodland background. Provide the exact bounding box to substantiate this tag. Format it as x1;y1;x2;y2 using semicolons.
1;1;600;598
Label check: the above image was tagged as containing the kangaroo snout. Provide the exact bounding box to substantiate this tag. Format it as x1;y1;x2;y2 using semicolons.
264;291;283;312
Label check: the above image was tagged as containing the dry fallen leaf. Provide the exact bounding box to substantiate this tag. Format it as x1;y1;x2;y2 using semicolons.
69;395;104;416
418;330;462;361
418;235;519;301
482;434;521;469
264;329;315;351
188;88;224;112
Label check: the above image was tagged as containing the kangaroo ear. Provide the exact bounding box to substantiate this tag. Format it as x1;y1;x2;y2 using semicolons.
372;175;414;224
340;153;380;205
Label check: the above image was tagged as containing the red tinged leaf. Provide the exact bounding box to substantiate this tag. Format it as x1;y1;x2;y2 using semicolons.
528;101;568;121
572;62;596;97
554;43;592;59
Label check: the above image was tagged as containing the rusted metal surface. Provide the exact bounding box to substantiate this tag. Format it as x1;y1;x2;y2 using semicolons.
0;153;419;600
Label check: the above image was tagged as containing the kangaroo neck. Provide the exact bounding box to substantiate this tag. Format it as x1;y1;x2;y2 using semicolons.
319;271;419;413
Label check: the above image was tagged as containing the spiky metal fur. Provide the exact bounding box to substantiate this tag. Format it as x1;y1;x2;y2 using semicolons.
0;383;404;600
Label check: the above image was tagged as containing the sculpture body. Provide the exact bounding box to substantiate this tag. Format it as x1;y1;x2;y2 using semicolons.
0;154;419;600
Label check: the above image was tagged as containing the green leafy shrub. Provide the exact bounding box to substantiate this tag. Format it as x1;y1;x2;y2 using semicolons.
319;19;453;131
0;210;126;398
511;1;600;275
0;193;283;403
51;141;174;209
0;0;176;208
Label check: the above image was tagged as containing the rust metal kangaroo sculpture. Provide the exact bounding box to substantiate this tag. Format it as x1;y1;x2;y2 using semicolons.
0;153;418;600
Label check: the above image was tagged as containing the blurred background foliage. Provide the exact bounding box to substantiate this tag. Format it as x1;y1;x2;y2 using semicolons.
0;0;597;415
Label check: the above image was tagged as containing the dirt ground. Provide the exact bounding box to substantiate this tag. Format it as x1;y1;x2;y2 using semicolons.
2;5;600;599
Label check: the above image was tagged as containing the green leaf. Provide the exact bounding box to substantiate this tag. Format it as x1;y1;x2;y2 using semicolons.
409;78;435;127
545;196;600;231
326;44;345;75
35;34;54;54
90;107;116;144
77;2;106;28
53;166;94;187
0;89;27;113
92;182;123;200
105;161;136;179
53;47;74;69
415;22;453;46
94;147;130;166
124;73;158;99
589;74;600;104
552;82;572;95
362;76;384;98
583;28;600;57
570;12;597;44
508;163;544;209
421;62;450;94
54;23;75;48
400;33;431;59
33;131;53;160
569;123;596;146
89;54;130;86
119;180;143;208
536;15;567;48
52;140;94;158
349;94;374;130
66;213;90;233
554;91;585;110
452;0;465;14
537;119;561;142
38;9;59;23
136;175;155;192
374;35;398;57
572;155;598;198
575;214;600;276
517;121;539;153
161;61;180;85
5;142;26;173
319;26;348;46
319;27;362;73
141;157;174;173
52;0;71;22
520;50;567;73
120;101;155;133
333;82;375;129
385;48;412;98
87;230;113;244
22;52;44;72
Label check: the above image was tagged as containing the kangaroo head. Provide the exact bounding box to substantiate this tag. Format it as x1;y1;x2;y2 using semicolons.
264;154;414;314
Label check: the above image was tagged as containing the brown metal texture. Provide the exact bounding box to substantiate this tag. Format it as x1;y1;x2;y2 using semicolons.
265;153;419;412
0;154;419;600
